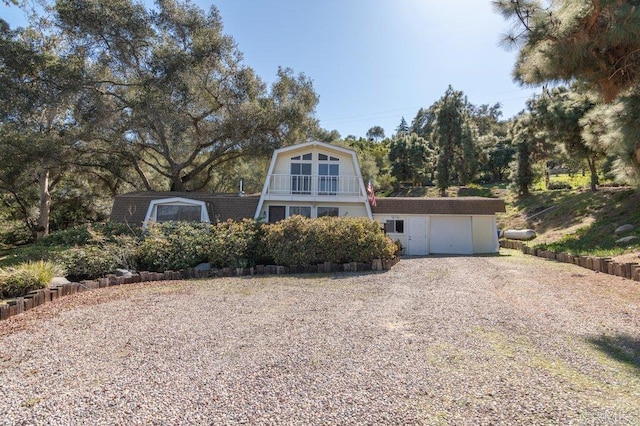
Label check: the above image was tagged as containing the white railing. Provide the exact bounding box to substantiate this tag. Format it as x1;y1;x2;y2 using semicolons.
266;174;363;197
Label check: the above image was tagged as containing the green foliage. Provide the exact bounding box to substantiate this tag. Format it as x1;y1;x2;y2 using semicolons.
134;222;213;272
546;181;572;190
208;219;262;268
432;86;480;195
0;261;64;298
389;133;434;187
38;222;142;247
263;216;396;266
51;241;136;281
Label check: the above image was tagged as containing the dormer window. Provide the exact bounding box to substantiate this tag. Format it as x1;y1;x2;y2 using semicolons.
144;197;210;225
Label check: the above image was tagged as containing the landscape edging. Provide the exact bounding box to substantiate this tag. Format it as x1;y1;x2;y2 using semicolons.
0;258;398;322
499;240;640;282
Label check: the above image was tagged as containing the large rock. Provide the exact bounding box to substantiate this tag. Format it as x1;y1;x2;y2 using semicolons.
614;224;634;235
115;268;134;278
50;277;71;286
195;262;211;271
616;235;639;245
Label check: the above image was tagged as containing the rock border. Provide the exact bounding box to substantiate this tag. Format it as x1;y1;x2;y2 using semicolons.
500;240;640;282
0;258;399;322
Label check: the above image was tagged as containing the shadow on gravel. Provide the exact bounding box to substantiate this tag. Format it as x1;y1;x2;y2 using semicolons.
588;334;640;375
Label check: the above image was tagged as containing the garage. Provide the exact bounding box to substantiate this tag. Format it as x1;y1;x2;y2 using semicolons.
372;197;506;256
429;216;473;254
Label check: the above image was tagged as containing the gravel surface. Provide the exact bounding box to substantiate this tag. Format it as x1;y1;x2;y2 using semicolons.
1;252;639;425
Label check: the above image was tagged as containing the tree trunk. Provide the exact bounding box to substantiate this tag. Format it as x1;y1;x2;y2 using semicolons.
36;168;51;241
587;155;599;192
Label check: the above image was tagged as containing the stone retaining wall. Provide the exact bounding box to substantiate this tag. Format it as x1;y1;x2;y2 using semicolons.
500;240;640;282
0;257;400;322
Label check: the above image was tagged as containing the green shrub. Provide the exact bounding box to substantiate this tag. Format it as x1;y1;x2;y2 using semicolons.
48;236;137;281
208;219;262;268
135;222;213;272
0;260;65;298
39;223;142;247
263;216;397;266
547;181;572;190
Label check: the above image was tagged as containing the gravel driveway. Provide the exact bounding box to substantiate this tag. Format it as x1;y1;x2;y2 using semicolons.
1;252;639;425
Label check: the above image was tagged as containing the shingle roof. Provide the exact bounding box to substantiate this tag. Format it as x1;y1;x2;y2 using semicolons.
371;197;506;215
110;192;260;225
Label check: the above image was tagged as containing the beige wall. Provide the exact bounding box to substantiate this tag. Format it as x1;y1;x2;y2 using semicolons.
272;146;357;176
472;216;499;253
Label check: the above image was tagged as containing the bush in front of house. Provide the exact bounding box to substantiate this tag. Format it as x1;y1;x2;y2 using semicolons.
51;240;137;282
263;216;397;266
134;222;213;272
207;219;262;268
0;260;65;298
39;222;143;247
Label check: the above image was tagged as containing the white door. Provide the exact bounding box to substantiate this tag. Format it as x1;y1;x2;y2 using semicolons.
407;217;428;256
430;216;473;254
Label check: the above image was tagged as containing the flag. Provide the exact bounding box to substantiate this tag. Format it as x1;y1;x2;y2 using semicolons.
367;179;377;207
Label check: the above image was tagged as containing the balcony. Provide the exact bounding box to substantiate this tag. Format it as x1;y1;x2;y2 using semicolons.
265;174;364;198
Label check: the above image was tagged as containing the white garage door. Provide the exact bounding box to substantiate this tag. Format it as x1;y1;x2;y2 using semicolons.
430;216;472;254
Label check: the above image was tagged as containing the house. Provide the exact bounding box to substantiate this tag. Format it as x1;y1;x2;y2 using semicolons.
254;141;371;222
111;141;506;255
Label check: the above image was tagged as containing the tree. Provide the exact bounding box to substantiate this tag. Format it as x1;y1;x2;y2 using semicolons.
508;114;536;196
494;0;640;182
366;126;385;142
432;86;479;196
56;0;319;192
395;117;409;136
531;85;603;191
389;133;433;187
0;19;84;240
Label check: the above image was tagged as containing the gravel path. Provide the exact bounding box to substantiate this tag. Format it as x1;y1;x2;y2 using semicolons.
1;252;639;425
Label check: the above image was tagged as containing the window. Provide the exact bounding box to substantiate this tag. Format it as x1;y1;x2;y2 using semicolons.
291;153;312;194
156;205;202;222
144;197;210;226
289;206;311;218
292;153;312;161
317;207;339;217
318;154;339;161
318;154;339;195
318;163;339;194
384;219;404;234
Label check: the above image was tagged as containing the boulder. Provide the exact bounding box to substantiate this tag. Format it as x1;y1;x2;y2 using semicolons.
115;268;134;278
50;277;71;286
614;224;634;235
195;262;211;271
615;235;639;245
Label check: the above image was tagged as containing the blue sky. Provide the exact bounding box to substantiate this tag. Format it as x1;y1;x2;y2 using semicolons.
1;0;540;138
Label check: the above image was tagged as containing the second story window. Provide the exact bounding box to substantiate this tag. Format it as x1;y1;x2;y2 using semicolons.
318;154;339;195
291;153;312;194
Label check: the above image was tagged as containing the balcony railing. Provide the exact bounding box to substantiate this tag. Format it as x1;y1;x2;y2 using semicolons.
266;174;363;197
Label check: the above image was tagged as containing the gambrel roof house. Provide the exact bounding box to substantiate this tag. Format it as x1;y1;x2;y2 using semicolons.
111;141;506;255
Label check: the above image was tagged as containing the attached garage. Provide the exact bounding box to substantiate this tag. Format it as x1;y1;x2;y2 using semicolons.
372;197;506;256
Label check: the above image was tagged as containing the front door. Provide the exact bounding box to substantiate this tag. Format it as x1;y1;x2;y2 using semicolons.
268;206;286;223
407;217;428;255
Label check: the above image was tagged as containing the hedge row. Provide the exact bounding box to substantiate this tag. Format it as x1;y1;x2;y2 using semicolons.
9;216;397;286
